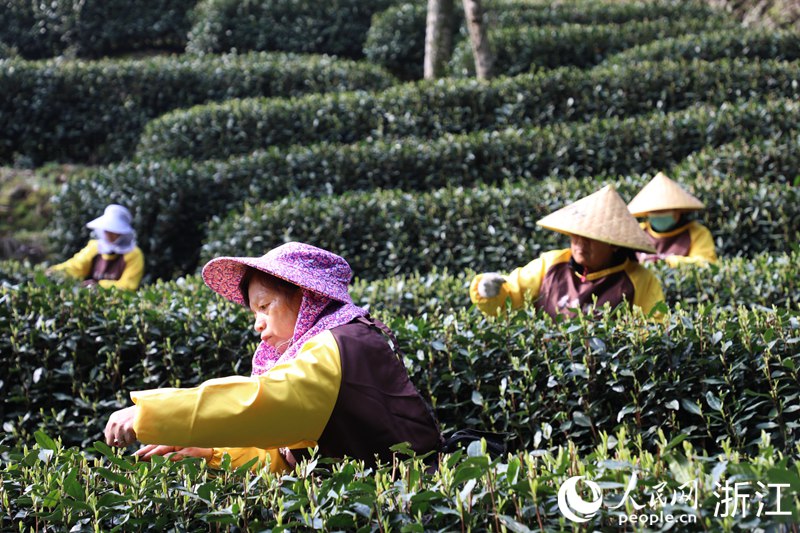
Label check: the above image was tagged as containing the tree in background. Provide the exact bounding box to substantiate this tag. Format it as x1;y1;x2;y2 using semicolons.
461;0;493;79
424;0;454;79
425;0;494;79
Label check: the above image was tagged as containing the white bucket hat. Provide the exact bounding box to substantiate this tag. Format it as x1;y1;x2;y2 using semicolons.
86;204;134;235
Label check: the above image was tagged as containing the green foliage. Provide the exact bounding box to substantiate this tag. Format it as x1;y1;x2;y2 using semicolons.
605;28;800;65
396;305;800;459
0;53;395;165
658;253;800;310
2;434;797;531
0;1;44;58
186;0;398;58
348;252;800;318
200;174;799;280
53;99;800;280
135;58;800;161
673;133;800;185
364;2;437;81
0;40;14;60
0;270;252;448
485;0;724;27
450;17;733;77
0;0;194;59
2;261;800;462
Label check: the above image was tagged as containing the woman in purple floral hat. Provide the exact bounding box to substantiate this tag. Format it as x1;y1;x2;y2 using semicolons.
104;242;442;471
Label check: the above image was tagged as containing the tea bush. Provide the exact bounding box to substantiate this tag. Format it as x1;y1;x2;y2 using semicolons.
135;58;800;161
2;263;799;461
0;40;13;60
399;305;800;460
364;0;725;79
200;167;800;281
449;17;733;77
0;271;252;448
186;0;397;58
605;28;800;65
347;251;800;318
0;53;395;165
484;0;722;27
53;99;800;280
0;0;194;59
363;3;439;81
673;134;800;186
2;433;797;531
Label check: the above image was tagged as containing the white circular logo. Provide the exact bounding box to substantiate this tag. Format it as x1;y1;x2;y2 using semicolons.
557;476;603;523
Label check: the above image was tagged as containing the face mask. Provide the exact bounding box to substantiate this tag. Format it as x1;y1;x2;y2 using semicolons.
649;214;677;232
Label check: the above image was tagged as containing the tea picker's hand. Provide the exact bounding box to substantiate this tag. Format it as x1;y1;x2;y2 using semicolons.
105;406;138;448
135;444;213;462
477;273;506;298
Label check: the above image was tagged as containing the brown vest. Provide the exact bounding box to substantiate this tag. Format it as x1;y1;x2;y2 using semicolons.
647;224;692;256
313;318;442;466
536;261;634;318
88;254;127;282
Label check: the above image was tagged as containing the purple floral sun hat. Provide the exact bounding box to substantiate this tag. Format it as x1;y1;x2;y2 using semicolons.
201;242;354;306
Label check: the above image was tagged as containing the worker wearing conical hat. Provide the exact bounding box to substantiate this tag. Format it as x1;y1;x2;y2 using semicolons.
470;185;665;318
628;172;717;267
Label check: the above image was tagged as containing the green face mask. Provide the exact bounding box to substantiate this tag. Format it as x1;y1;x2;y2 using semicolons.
649;214;676;232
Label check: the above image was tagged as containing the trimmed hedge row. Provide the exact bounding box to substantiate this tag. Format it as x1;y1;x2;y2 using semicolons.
136;58;800;161
483;0;723;27
605;28;800;65
364;0;725;79
0;53;395;165
2;262;799;461
449;17;733;77
54;99;800;280
673;134;800;186
186;0;398;58
200;173;800;281
0;0;194;59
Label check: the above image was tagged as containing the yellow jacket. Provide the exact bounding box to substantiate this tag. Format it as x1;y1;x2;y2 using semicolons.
132;323;441;473
641;221;717;267
51;240;145;290
470;249;664;318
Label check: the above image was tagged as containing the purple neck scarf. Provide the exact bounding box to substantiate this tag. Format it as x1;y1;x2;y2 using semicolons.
250;289;368;376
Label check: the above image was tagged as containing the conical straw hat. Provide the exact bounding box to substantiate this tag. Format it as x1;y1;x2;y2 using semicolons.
536;184;656;253
627;172;705;216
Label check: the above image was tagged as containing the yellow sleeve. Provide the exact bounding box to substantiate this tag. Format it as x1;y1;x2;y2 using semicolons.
50;240;98;280
628;264;666;318
208;447;289;473
131;330;342;450
666;223;717;267
469;249;569;316
97;247;145;290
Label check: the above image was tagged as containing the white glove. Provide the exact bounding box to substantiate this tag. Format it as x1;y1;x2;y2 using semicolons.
477;272;506;298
